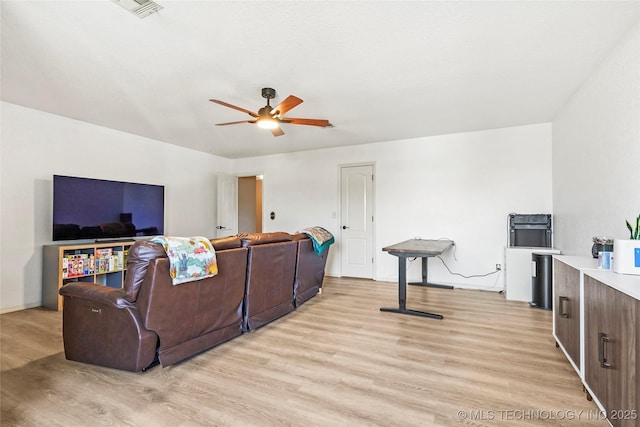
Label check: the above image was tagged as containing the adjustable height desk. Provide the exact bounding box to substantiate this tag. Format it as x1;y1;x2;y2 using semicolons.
380;239;454;319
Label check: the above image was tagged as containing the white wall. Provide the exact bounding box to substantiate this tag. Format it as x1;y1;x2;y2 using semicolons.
0;103;554;312
4;21;636;313
235;123;553;289
552;22;640;255
0;102;233;313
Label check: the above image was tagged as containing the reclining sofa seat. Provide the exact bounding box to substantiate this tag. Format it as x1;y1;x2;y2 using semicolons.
136;236;247;367
238;232;297;331
59;236;248;371
291;233;330;307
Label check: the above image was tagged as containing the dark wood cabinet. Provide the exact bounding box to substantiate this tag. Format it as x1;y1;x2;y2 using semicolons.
553;258;581;371
584;275;639;427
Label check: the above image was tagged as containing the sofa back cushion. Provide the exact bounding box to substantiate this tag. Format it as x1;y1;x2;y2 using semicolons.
135;247;248;364
291;233;309;242
293;236;329;306
238;232;292;247
211;236;242;250
243;239;297;330
123;240;167;302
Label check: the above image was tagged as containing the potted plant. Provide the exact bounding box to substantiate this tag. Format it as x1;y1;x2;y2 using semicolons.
613;213;640;275
626;214;640;239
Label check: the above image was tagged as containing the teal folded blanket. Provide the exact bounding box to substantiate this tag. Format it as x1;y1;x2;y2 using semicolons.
151;236;218;285
299;226;335;255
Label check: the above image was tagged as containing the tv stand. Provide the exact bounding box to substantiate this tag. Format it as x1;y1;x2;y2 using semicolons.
42;240;135;311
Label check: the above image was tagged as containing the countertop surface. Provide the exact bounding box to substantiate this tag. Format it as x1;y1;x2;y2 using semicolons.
555;255;640;300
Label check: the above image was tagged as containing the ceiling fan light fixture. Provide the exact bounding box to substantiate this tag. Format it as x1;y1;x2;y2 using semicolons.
211;88;330;137
257;118;279;130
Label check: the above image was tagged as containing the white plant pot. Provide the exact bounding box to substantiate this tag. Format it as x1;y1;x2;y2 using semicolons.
613;239;640;275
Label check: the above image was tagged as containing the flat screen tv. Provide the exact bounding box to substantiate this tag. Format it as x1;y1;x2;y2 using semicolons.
53;175;165;241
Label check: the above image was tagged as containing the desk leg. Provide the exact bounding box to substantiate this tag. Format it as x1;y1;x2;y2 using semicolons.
408;256;454;290
380;256;443;320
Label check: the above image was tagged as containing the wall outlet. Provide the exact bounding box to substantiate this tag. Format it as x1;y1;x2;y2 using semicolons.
496;263;502;271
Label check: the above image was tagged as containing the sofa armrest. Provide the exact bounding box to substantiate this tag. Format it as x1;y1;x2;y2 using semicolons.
59;282;133;309
60;284;158;372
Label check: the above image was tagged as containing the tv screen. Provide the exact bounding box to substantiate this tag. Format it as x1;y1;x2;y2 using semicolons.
53;175;165;241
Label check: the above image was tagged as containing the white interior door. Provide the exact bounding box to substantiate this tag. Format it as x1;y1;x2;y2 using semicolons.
340;164;374;278
216;173;238;237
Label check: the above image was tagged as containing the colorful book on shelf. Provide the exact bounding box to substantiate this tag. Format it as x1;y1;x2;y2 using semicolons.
66;254;90;277
96;248;113;273
113;250;124;270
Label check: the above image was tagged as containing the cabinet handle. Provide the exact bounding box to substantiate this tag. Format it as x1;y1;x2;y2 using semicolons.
598;332;612;369
559;296;569;318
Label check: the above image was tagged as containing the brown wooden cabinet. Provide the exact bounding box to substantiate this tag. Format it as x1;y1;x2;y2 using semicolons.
553;258;581;372
42;241;135;311
584;275;640;427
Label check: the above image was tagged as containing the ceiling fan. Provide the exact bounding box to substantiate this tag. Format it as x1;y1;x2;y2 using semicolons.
210;88;332;137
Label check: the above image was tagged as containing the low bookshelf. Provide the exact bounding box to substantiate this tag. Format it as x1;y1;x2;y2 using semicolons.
42;240;136;311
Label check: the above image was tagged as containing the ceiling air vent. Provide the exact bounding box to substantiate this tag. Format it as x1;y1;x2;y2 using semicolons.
113;0;163;19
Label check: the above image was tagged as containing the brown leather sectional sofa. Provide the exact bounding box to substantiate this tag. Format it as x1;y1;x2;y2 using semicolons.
58;232;330;372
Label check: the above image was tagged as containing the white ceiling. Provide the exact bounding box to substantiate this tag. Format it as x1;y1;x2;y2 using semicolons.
2;1;639;159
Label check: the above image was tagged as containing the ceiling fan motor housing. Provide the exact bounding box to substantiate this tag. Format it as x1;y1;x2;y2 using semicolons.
261;87;276;100
258;106;273;117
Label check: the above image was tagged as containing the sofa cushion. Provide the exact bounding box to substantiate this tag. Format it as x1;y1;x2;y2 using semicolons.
211;236;242;250
238;232;292;247
123;240;167;302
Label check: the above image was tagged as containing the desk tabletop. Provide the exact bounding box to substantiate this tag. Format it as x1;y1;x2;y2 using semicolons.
382;239;453;256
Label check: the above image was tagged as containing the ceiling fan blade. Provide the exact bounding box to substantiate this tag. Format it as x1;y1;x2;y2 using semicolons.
210;99;258;117
215;120;256;126
280;118;331;127
271;127;285;137
270;95;303;117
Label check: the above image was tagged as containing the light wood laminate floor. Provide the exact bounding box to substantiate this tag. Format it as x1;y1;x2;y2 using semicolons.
1;277;606;426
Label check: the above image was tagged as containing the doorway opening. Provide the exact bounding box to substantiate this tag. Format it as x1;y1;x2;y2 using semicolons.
238;175;263;233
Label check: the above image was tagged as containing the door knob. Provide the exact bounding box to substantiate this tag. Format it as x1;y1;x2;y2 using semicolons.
342;225;349;229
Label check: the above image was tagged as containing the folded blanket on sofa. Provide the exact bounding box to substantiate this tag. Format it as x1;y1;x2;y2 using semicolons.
151;236;218;285
298;226;335;255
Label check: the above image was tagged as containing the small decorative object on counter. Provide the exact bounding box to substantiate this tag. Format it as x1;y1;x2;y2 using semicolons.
613;213;640;275
592;236;614;259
